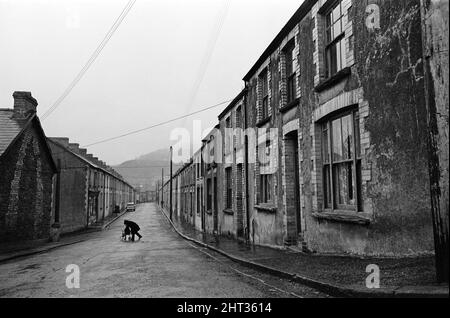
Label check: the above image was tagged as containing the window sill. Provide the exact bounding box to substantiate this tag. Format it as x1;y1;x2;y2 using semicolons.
312;211;371;225
255;204;277;213
223;209;234;215
314;67;351;93
279;98;300;113
256;116;271;128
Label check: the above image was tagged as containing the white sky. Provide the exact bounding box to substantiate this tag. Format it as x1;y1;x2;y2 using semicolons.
0;0;304;165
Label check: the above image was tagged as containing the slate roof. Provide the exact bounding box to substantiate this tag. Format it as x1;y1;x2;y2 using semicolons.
243;0;315;81
0;109;57;172
0;109;33;157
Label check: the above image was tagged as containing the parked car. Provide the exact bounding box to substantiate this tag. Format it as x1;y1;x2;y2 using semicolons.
126;202;136;212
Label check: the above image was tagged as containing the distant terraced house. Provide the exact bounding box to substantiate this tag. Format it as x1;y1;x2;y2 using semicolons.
47;137;136;234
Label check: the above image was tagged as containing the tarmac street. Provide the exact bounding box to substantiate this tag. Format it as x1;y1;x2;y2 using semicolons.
0;203;327;298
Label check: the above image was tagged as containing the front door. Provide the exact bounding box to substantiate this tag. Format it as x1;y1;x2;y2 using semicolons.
284;131;302;244
236;164;244;239
213;176;218;232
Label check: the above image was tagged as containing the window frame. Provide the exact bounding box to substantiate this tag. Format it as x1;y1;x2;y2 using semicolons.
206;178;212;211
324;0;346;78
284;42;296;104
235;106;243;148
259;69;269;120
225;167;233;209
225;115;233;155
321;109;362;212
235;106;242;129
260;174;273;204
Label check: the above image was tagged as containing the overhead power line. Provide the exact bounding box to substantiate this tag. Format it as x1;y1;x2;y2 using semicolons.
82;98;234;148
182;0;231;122
41;0;137;121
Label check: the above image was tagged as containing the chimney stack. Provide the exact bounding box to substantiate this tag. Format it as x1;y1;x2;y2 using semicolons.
79;148;87;156
99;160;106;169
13;91;37;116
50;137;70;148
68;143;80;153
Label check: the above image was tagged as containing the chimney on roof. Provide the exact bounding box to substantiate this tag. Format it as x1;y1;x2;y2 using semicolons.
79;148;87;156
85;154;97;164
68;143;80;153
50;137;70;148
13;91;37;116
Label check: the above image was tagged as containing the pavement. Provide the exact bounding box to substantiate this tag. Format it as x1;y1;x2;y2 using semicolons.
159;207;449;298
0;203;328;297
0;209;128;264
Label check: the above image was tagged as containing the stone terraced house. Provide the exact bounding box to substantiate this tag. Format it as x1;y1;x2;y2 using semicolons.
0;92;57;243
160;0;446;257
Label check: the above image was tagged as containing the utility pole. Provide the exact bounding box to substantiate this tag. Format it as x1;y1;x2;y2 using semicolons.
243;87;251;244
170;146;173;220
420;0;449;283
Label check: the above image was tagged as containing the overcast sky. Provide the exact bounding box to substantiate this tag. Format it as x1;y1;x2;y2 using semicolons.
0;0;303;165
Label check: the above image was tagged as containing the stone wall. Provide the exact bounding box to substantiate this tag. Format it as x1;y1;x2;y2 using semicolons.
0;122;55;242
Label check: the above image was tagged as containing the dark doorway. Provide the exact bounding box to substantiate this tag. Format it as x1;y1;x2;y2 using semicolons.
201;186;205;231
284;130;302;245
236;164;244;239
213;176;218;232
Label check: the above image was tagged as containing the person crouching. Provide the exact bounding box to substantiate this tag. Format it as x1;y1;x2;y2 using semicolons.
123;220;142;242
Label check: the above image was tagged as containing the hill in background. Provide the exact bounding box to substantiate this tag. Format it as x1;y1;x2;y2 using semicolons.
113;148;183;191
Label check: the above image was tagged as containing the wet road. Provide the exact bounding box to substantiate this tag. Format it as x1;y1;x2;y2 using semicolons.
0;203;327;298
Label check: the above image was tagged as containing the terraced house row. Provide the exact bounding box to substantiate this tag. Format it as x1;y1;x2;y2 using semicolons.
160;0;449;257
48;137;135;234
0;92;135;243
